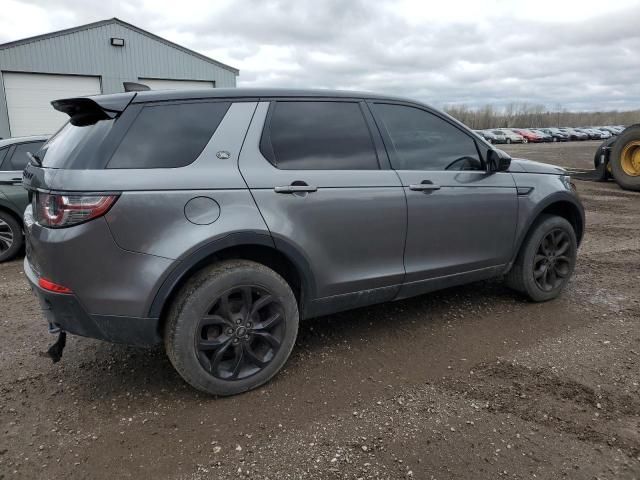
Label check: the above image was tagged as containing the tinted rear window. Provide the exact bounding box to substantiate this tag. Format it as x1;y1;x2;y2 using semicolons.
40;119;116;169
262;101;379;170
107;101;230;169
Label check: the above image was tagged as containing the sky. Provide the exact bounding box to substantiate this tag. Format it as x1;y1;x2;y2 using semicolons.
1;0;639;112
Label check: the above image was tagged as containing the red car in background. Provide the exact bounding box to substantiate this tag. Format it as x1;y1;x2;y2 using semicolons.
513;129;543;143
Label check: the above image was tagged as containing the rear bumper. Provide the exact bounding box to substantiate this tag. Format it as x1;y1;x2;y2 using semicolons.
25;257;161;346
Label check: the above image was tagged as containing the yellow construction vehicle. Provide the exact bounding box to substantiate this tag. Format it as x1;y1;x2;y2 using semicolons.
595;125;640;191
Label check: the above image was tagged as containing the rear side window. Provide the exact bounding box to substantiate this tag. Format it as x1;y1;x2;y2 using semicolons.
262;101;379;170
8;141;45;170
108;101;230;169
0;147;8;170
374;103;481;171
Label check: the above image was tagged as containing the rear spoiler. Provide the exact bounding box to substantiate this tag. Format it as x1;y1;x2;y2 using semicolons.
51;92;136;124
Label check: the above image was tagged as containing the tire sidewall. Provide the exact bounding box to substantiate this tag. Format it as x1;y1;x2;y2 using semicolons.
519;216;577;302
610;125;640;191
0;212;23;263
167;262;299;396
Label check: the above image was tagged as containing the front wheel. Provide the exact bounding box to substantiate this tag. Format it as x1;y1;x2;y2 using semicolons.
164;260;299;396
506;138;512;144
522;138;528;144
505;215;577;302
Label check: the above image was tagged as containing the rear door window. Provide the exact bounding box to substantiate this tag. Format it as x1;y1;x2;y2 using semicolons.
8;141;46;170
107;101;230;169
262;101;379;170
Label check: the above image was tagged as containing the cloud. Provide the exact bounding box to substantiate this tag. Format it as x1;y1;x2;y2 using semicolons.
2;0;640;111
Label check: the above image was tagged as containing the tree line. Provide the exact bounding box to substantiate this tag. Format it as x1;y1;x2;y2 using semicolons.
443;103;640;130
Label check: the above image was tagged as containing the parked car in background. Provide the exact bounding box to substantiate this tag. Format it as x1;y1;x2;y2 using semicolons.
539;128;569;142
597;126;615;135
593;128;612;139
575;128;603;140
474;130;498;144
498;129;525;144
559;128;589;141
512;129;542;143
22;88;583;396
0;135;48;262
488;130;510;144
529;129;553;142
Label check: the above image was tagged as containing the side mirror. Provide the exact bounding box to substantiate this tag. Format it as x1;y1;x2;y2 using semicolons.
487;149;511;172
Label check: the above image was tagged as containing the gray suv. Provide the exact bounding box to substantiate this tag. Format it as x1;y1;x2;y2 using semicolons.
23;89;584;396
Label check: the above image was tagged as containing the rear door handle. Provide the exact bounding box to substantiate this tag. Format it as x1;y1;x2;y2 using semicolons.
409;182;441;192
274;184;318;194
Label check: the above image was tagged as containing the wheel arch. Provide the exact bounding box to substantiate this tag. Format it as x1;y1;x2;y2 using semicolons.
149;232;316;335
0;204;23;225
511;194;585;266
0;196;23;224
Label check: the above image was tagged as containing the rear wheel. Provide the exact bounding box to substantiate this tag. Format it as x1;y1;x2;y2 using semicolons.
610;125;640;191
522;138;528;144
0;211;23;263
506;215;577;302
164;260;299;396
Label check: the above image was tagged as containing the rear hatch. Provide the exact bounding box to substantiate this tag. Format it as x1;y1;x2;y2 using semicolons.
23;93;135;275
22;92;136;192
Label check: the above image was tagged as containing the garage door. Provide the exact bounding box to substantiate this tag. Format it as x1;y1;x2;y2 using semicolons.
3;72;101;137
138;78;215;91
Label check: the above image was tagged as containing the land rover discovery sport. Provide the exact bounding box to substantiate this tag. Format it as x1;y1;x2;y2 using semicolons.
22;89;584;396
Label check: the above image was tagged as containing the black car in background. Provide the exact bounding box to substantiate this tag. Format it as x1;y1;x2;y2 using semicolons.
539;128;569;142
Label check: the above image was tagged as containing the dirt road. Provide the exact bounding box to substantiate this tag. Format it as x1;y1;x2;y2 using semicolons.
1;141;639;479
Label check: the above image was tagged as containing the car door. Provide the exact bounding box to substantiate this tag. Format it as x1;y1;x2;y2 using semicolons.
369;102;518;299
239;99;407;316
0;141;45;214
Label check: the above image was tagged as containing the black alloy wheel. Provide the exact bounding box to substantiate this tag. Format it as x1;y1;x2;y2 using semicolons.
195;285;285;381
532;228;572;292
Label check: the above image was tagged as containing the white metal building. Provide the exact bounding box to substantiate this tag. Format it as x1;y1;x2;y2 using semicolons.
0;18;238;138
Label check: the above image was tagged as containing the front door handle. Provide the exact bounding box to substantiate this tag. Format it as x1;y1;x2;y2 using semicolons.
409;181;441;192
274;184;318;194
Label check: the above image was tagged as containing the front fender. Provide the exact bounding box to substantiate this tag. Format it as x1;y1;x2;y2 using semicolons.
510;185;585;267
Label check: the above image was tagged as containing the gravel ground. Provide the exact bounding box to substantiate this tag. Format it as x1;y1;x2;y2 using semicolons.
1;140;639;479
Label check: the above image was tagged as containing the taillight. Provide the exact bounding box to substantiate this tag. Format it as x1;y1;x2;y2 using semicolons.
35;192;119;228
38;278;73;294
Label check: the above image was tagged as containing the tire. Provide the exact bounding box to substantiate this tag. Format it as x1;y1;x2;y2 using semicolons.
505;214;577;302
164;259;299;396
609;125;640;192
0;211;23;263
506;138;512;144
552;137;558;142
522;138;528;144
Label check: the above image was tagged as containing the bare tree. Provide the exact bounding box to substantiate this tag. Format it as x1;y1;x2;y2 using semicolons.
443;103;640;130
